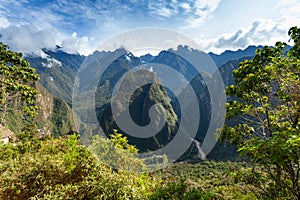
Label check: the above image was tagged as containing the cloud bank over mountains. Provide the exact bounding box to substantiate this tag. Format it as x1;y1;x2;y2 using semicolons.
196;16;299;53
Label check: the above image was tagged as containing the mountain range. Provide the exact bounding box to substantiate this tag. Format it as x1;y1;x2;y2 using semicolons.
24;44;263;160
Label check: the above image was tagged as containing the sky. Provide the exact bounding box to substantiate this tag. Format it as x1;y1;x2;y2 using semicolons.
0;0;299;56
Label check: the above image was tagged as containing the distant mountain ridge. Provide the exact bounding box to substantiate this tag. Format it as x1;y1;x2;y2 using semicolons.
24;44;269;160
209;44;292;67
209;45;263;67
25;50;85;105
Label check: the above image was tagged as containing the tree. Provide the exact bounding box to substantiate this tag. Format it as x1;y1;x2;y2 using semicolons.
220;27;300;199
0;134;158;199
88;130;145;172
0;43;39;127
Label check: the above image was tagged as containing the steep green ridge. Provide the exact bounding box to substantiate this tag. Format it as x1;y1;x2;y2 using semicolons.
25;52;81;105
35;83;75;136
95;51;141;110
99;70;178;152
3;82;75;136
24;50;82;136
71;50;140;141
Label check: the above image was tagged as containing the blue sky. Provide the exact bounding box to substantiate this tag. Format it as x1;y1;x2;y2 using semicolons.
0;0;299;55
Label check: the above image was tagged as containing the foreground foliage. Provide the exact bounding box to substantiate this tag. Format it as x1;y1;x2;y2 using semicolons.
0;43;39;129
89;130;145;172
1;132;257;199
220;27;300;199
152;161;256;200
0;134;158;200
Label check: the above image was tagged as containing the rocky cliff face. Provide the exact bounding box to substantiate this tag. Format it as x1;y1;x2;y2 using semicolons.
35;83;75;136
3;82;75;137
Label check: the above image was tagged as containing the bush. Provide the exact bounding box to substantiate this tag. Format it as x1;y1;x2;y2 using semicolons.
0;135;158;199
149;181;216;200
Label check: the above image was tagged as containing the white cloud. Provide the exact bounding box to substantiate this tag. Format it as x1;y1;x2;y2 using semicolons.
180;3;191;12
0;17;10;29
42;57;62;68
194;16;300;54
148;0;177;18
156;7;174;18
193;0;220;16
0;0;28;7
0;21;94;56
60;32;94;55
148;0;221;26
0;0;126;56
185;0;221;28
147;0;221;29
0;24;57;54
274;0;300;16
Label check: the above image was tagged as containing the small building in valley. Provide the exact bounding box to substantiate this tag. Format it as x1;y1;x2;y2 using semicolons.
0;125;14;144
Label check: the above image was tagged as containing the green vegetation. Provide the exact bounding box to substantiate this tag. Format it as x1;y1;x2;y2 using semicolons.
25;53;78;105
0;134;158;199
152;161;256;199
0;132;256;200
89;130;145;171
99;70;178;152
220;26;300;199
34;82;76;136
0;42;40;131
51;97;75;136
0;26;299;199
149;181;217;200
0;43;75;136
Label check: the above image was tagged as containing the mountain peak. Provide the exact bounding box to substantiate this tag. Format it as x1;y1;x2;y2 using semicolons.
208;45;263;67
